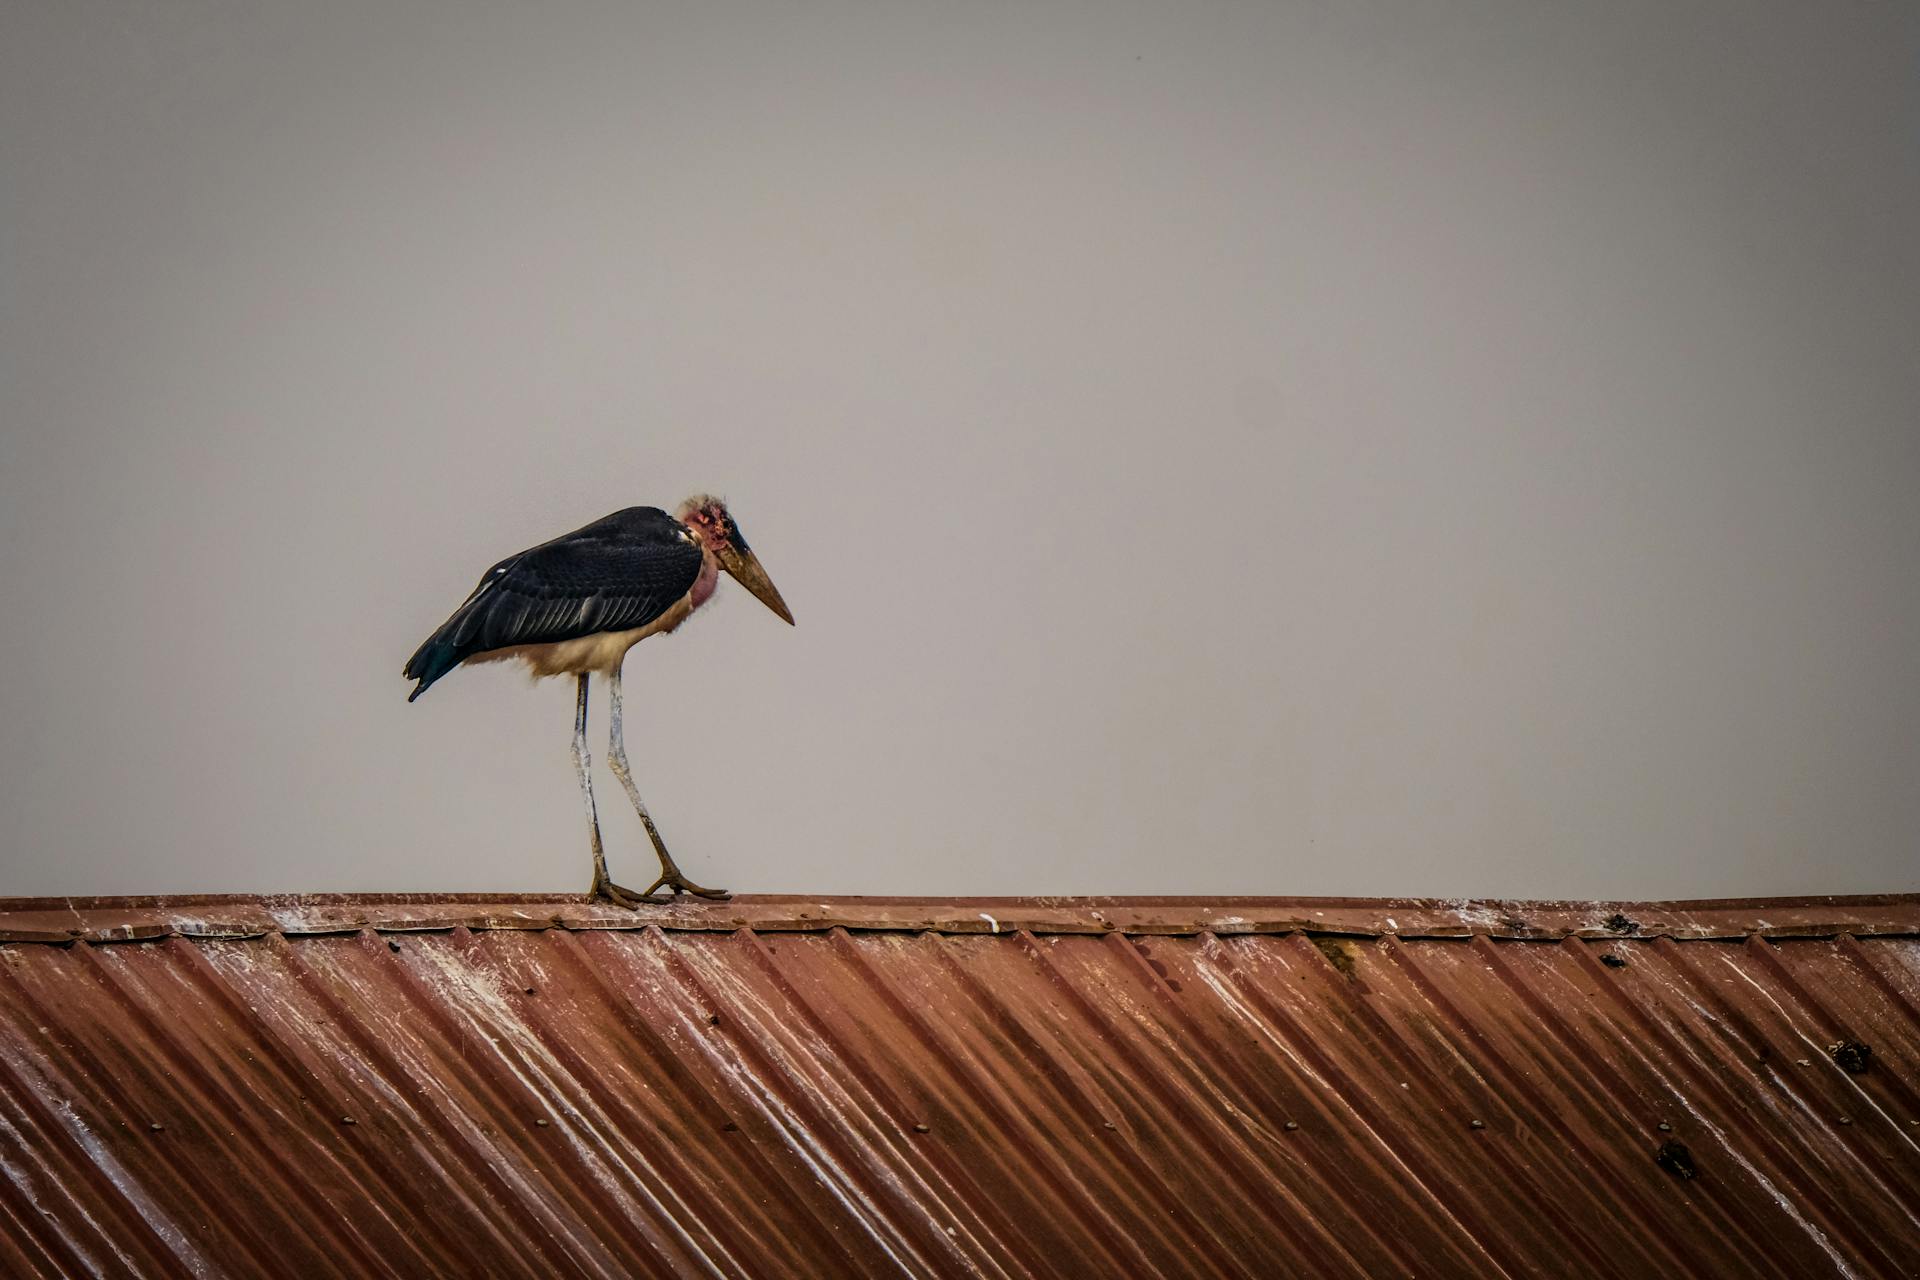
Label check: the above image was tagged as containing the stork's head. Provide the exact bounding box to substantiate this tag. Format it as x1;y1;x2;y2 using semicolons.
676;494;795;625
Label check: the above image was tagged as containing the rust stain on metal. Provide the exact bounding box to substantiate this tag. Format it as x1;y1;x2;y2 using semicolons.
0;895;1916;1278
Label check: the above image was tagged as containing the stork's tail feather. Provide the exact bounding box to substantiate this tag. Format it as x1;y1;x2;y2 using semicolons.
403;637;464;702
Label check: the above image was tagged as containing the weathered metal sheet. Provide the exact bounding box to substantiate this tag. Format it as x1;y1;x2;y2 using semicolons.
2;892;1915;944
0;897;1916;1278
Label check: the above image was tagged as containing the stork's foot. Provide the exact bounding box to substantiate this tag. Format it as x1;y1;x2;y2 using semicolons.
589;872;729;908
589;876;652;910
641;867;731;901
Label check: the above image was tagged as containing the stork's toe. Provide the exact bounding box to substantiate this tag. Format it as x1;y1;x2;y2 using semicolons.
642;872;730;901
590;876;650;910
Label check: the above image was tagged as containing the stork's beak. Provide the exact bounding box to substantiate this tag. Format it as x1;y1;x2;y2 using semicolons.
718;546;795;624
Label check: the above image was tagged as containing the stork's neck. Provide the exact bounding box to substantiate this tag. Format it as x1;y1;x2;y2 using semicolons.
688;547;721;611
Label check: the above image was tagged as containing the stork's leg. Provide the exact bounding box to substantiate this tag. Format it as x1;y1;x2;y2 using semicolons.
575;673;644;909
608;666;729;900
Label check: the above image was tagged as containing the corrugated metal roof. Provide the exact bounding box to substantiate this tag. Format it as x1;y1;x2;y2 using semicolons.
1;895;1916;1278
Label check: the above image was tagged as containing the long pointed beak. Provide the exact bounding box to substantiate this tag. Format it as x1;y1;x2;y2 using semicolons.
718;546;794;624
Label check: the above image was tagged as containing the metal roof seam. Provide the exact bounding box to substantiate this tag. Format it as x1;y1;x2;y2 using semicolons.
958;934;1253;1280
748;930;1033;1280
1198;935;1530;1277
1555;936;1808;1270
1093;931;1390;1276
272;934;583;1277
1186;932;1510;1278
182;938;495;1276
898;932;1198;1280
1444;934;1743;1275
0;1026;193;1279
442;928;770;1280
1113;930;1447;1278
1552;937;1871;1274
1024;935;1312;1252
921;933;1231;1277
122;936;435;1280
581;973;845;1278
9;893;1920;945
1724;940;1920;1184
383;927;685;1278
827;933;1161;1278
1269;932;1615;1270
1739;936;1920;1135
685;940;1001;1280
634;928;947;1279
1644;937;1909;1276
556;929;862;1278
10;944;287;1275
1833;935;1920;1041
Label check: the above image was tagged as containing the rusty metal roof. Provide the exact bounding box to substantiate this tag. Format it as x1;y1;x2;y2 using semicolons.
1;894;1916;1278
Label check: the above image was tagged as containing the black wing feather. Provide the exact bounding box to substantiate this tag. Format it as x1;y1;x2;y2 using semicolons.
404;507;703;700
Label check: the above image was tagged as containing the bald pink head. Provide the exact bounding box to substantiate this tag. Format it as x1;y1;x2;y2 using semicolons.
675;494;794;625
675;494;743;556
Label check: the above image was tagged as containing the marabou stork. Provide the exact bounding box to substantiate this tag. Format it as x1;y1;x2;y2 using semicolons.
404;496;793;906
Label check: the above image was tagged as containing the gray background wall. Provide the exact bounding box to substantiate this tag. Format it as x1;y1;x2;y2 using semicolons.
3;1;1915;900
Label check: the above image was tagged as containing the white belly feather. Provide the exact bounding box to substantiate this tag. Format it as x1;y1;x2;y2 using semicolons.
464;589;698;679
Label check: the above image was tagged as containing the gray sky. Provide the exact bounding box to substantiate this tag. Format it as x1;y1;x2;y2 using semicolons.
3;1;1916;900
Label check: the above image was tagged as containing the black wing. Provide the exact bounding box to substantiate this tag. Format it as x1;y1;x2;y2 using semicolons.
404;507;703;700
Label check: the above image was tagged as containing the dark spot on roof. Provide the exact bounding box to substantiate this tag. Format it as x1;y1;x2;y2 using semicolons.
1604;913;1640;936
1654;1141;1696;1180
1599;954;1627;969
1312;937;1360;976
1133;941;1173;982
1830;1041;1872;1074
